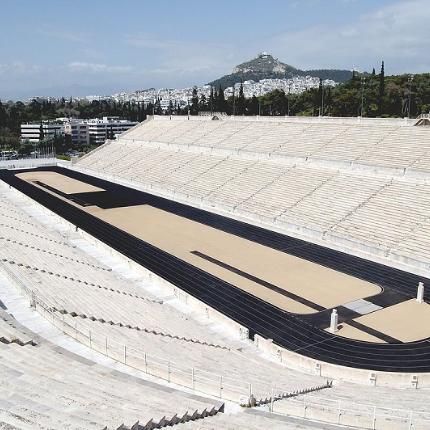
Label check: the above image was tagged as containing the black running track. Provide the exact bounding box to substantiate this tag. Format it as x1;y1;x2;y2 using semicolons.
2;166;430;373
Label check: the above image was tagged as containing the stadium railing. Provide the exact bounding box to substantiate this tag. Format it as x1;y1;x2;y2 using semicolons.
0;261;324;405
272;393;430;430
3;260;430;429
0;156;57;170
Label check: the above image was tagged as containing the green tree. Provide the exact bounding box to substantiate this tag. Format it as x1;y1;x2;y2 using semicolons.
199;94;207;112
191;86;199;115
217;85;226;113
209;86;215;113
107;125;115;140
249;95;259;115
0;100;6;127
237;83;245;115
39;123;44;142
317;78;324;115
378;61;385;116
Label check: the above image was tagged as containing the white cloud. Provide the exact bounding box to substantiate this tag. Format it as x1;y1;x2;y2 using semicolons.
38;28;87;44
0;62;41;75
269;0;430;73
67;62;133;74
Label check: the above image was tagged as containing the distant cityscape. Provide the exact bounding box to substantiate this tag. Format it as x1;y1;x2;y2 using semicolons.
17;75;336;144
27;75;337;112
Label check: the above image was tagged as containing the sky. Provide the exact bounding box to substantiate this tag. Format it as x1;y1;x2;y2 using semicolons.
0;0;429;100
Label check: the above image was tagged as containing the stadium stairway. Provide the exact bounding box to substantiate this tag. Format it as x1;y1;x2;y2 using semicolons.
51;306;230;350
0;305;224;429
174;407;346;430
113;405;223;430
0;309;37;346
251;381;333;408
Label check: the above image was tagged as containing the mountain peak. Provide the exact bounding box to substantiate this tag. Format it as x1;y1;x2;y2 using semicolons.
232;53;297;76
208;53;353;89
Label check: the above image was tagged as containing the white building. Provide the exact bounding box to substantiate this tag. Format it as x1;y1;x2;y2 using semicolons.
22;117;138;147
224;76;337;98
20;122;64;144
64;120;90;146
86;117;138;145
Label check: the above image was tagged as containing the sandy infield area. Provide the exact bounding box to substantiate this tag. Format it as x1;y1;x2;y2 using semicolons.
17;171;105;194
19;171;381;315
354;299;430;342
91;204;381;314
325;323;386;343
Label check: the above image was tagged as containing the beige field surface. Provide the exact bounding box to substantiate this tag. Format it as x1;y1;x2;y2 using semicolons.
18;171;382;315
325;323;386;343
89;204;381;314
354;299;430;342
17;171;105;194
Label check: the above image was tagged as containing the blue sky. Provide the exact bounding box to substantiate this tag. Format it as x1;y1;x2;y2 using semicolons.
1;0;429;99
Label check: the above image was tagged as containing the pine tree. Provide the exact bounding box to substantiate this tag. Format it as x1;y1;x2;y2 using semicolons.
237;83;245;115
325;87;333;115
372;68;376;76
199;94;207;112
218;85;226;113
232;85;236;115
0;100;6;127
317;78;323;115
378;61;385;116
209;86;214;113
191;86;199;115
155;97;162;115
39;123;44;142
249;95;259;115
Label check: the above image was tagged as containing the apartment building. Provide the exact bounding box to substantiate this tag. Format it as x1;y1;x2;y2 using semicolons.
20;122;64;143
64;120;90;146
86;117;138;145
21;117;138;146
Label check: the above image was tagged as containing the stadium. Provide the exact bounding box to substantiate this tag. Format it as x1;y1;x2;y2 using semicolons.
1;114;430;429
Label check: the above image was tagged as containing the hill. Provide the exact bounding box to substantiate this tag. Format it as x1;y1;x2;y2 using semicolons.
208;53;353;89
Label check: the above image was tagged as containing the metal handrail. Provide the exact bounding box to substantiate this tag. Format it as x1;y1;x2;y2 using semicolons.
1;263;309;402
